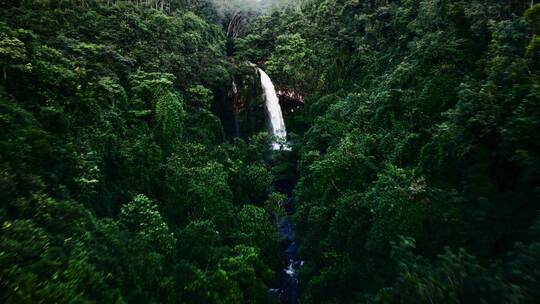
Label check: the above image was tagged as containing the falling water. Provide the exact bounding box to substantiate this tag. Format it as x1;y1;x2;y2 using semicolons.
258;68;290;150
275;195;303;303
232;80;241;138
256;67;301;303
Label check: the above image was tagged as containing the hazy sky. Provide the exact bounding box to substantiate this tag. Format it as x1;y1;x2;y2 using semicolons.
213;0;298;11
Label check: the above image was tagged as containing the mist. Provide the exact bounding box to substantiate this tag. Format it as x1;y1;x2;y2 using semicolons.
212;0;301;14
202;0;301;37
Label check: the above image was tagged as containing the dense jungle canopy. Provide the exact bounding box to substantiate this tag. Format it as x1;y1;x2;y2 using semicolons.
1;0;539;303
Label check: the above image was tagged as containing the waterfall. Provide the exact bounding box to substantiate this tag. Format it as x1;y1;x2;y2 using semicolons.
256;67;300;302
258;68;290;150
232;80;241;138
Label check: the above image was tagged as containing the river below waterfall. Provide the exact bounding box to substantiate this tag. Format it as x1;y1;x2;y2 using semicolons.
269;194;303;303
255;65;301;302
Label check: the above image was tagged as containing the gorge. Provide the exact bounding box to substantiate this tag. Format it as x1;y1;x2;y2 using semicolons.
1;1;539;304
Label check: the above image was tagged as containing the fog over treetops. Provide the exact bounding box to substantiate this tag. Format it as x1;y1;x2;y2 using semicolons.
0;1;538;303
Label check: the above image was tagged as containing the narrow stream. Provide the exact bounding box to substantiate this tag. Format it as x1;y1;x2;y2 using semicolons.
275;195;303;303
256;65;302;303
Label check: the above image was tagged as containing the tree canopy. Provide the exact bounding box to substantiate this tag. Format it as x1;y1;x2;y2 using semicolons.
1;0;539;303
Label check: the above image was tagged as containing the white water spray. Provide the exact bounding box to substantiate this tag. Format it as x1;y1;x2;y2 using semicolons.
258;68;290;150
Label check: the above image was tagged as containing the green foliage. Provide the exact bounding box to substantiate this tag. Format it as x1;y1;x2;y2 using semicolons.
2;0;539;302
239;205;278;254
230;161;273;205
0;1;280;303
508;237;540;303
525;4;540;54
0;198;122;304
120;194;175;254
155;91;185;150
186;84;213;109
178;220;221;267
0;31;27;80
378;237;522;304
266;33;315;92
184;245;273;304
264;192;287;219
243;0;540;302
